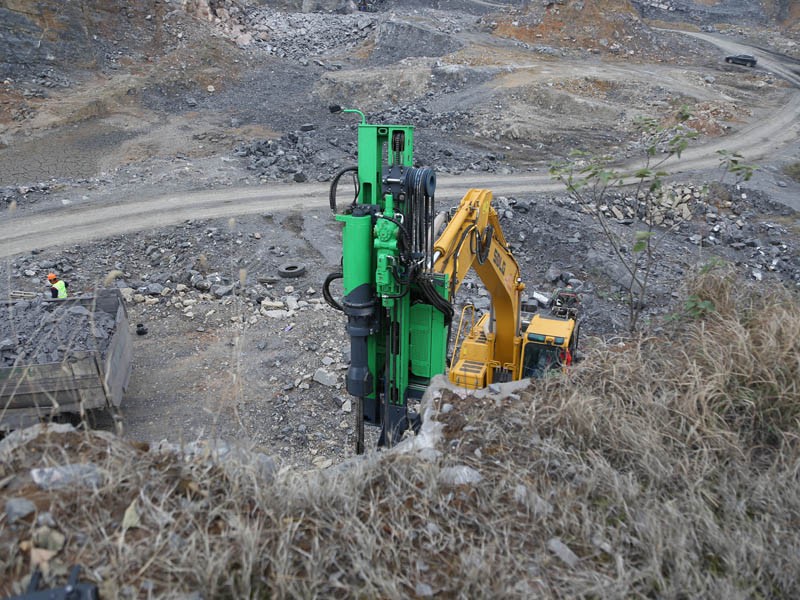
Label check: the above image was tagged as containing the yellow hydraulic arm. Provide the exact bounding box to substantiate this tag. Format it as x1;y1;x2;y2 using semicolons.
432;189;526;386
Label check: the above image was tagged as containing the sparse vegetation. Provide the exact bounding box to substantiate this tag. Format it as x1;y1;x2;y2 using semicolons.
550;109;699;332
551;111;761;333
2;268;798;598
782;161;800;183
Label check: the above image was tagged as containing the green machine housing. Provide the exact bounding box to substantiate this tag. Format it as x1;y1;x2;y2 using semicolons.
333;118;452;449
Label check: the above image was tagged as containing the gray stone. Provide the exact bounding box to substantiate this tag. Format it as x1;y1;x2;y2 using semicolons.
566;278;583;289
211;284;235;298
473;297;491;310
263;309;292;318
31;463;103;490
544;265;561;283
194;279;212;292
313;368;337;386
547;537;579;568
5;497;36;523
146;283;164;296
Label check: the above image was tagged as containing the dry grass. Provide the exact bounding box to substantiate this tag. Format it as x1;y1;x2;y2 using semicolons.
1;267;799;598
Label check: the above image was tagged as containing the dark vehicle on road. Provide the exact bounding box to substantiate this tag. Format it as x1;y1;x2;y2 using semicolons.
725;54;757;67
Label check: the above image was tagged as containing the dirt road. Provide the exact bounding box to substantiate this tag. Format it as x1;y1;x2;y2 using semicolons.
4;98;800;258
4;29;799;257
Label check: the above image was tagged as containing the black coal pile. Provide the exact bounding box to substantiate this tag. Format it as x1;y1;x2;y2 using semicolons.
235;114;514;183
0;300;117;367
235;128;352;183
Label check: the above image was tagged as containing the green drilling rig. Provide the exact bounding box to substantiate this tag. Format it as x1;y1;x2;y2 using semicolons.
324;107;580;453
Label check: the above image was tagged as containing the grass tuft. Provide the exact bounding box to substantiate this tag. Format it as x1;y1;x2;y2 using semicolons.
781;161;800;183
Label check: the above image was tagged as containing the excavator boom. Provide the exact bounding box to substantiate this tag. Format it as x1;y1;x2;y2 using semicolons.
432;189;526;386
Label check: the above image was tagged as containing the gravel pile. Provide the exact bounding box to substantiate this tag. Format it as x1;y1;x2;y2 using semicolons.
234;117;512;182
244;10;377;61
555;181;800;286
0;300;117;366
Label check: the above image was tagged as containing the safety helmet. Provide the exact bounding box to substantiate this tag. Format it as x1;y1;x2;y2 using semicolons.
47;273;57;281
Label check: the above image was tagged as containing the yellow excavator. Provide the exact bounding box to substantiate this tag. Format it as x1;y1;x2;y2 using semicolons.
326;109;580;449
434;188;580;389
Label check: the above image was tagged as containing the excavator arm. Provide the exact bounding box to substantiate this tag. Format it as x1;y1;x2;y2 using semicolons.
432;189;526;387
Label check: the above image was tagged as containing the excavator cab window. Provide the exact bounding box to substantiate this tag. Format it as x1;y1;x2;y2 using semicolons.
521;343;562;378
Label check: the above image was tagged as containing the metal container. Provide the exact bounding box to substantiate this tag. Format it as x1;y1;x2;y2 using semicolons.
0;289;132;431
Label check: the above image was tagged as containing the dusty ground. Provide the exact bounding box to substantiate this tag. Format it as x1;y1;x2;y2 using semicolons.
1;1;799;467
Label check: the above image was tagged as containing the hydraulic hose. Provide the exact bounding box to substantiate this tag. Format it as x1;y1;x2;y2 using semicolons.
323;272;344;311
474;224;493;265
418;275;454;326
329;166;359;214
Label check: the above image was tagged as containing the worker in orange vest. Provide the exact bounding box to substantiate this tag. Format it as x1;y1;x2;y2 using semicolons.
47;273;69;298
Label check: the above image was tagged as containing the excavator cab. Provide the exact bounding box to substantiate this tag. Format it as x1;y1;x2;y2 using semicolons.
519;289;580;379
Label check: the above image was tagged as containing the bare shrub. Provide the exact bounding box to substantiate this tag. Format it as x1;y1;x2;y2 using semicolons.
781;161;800;183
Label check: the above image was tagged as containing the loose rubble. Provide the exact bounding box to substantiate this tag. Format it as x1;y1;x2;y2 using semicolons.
0;299;117;366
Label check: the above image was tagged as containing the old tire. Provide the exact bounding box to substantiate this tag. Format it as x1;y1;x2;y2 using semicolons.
278;262;306;278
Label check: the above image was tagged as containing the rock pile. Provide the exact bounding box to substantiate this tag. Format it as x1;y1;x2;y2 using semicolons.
0;299;117;366
235;115;515;182
244;10;377;59
584;182;705;227
553;181;799;286
632;0;769;26
235;129;353;183
119;277;331;328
